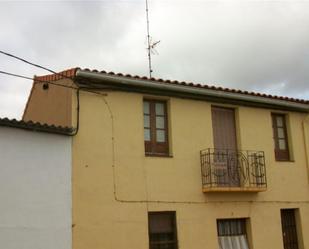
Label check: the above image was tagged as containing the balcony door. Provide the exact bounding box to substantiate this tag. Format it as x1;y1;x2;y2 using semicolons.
211;106;240;187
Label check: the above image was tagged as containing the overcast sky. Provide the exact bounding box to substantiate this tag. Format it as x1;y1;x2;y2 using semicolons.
0;0;308;119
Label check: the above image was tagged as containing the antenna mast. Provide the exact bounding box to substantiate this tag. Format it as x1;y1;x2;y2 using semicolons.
145;0;160;78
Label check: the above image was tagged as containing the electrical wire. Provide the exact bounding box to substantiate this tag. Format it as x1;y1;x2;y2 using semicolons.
0;69;108;138
68;89;80;137
0;49;108;138
0;50;109;96
0;69;107;96
0;70;78;90
99;90;309;205
0;50;73;80
1;51;308;205
302;117;309;184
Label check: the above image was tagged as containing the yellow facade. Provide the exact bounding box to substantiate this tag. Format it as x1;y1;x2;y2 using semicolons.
23;70;309;249
71;90;309;249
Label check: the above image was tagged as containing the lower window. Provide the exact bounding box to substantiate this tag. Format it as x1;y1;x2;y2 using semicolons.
148;211;178;249
217;219;250;249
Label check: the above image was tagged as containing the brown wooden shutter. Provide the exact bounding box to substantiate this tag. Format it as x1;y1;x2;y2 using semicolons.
281;209;299;249
148;212;178;249
212;106;237;151
211;106;240;187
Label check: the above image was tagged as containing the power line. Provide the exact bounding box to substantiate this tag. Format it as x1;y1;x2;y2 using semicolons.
0;50;60;76
0;50;108;95
0;50;75;81
0;50;111;93
0;69;107;97
0;70;78;90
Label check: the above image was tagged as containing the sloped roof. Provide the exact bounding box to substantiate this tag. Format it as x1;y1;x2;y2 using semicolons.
0;118;73;135
34;67;309;105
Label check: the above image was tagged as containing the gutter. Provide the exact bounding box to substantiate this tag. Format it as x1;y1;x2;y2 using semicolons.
76;69;309;112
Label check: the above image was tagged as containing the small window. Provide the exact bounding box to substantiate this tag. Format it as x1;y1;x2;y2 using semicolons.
148;212;178;249
217;219;250;249
271;113;290;161
144;99;169;155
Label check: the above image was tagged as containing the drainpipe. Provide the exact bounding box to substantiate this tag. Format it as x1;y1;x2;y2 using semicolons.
302;114;309;184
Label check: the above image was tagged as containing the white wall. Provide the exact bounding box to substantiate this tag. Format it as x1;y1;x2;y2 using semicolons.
0;127;71;249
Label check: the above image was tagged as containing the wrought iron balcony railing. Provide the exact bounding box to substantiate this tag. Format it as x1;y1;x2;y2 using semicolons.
200;148;267;192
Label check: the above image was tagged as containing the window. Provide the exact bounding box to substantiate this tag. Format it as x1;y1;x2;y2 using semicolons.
148;212;178;249
217;219;249;249
144;99;169;155
271;113;290;161
281;209;299;249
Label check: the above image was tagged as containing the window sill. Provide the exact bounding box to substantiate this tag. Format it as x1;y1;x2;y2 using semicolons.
275;159;295;163
145;153;173;158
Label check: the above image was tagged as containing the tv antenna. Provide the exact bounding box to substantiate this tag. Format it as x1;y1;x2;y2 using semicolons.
145;0;160;78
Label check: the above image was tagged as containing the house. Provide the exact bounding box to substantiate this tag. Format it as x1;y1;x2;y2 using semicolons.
0;118;72;249
23;68;309;249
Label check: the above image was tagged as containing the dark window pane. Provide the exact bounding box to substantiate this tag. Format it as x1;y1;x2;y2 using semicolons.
276;116;283;126
156;130;166;142
144;129;151;141
144;115;150;128
149;212;178;249
144;101;150;114
217;219;246;236
149;213;173;233
156;116;165;129
278;128;285;139
279;139;286;150
155;103;164;115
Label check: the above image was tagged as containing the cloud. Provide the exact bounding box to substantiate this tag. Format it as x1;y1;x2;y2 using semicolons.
0;0;308;118
149;1;309;95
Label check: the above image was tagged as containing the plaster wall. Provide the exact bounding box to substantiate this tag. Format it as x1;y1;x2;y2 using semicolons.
23;79;73;126
72;90;309;249
0;127;72;249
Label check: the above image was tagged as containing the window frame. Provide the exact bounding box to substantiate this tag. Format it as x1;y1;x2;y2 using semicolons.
217;218;250;249
148;211;178;249
143;99;169;156
271;113;290;161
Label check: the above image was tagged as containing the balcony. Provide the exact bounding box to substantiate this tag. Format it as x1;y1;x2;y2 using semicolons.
200;148;267;192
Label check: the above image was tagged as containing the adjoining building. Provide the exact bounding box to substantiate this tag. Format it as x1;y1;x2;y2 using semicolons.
23;68;309;249
0;118;72;249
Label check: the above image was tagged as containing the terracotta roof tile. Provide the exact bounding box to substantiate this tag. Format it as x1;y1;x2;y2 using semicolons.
0;118;73;135
34;67;309;104
34;68;78;83
88;70;306;104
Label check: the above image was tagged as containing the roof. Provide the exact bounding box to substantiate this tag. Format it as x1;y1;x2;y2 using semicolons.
34;67;309;105
0;118;73;136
